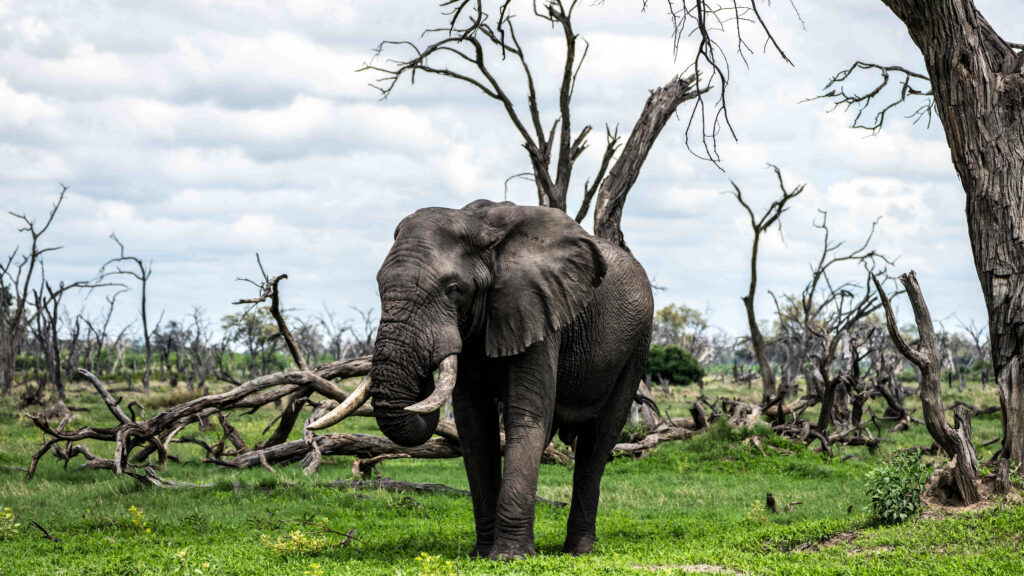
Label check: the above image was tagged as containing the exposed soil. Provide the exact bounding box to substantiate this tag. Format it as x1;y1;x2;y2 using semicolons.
792;531;857;552
919;462;1021;517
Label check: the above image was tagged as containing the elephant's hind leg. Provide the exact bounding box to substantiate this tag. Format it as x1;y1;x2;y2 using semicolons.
563;357;644;555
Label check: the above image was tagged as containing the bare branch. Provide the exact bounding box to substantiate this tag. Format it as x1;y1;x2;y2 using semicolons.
233;254;307;371
808;61;934;133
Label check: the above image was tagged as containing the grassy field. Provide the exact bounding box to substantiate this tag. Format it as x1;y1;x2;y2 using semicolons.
0;375;1021;575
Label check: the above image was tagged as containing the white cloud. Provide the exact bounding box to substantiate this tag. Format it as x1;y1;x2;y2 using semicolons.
0;0;999;336
0;78;62;127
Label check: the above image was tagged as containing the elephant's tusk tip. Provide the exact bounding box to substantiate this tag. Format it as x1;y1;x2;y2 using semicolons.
403;403;440;415
403;354;458;415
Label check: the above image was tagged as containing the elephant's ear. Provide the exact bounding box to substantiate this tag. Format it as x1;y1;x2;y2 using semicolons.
476;204;607;357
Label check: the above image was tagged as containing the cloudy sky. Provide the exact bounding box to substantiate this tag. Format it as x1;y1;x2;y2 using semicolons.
1;0;1018;339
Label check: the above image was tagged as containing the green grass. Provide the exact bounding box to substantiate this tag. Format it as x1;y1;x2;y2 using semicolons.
0;376;1020;575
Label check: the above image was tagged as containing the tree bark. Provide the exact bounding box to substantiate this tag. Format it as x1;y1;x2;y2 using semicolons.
594;75;700;250
743;232;776;404
881;0;1024;465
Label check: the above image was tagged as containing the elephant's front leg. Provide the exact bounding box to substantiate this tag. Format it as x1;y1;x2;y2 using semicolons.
490;342;557;560
451;368;501;558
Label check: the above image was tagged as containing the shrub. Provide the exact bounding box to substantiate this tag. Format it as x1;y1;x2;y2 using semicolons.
646;344;704;386
0;507;20;540
865;449;932;524
127;505;151;534
414;552;456;576
260;530;330;555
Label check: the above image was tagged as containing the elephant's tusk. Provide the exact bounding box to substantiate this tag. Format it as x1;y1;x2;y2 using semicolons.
306;375;372;430
404;355;458;414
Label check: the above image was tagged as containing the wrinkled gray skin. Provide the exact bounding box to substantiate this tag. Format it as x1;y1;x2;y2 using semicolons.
370;199;653;559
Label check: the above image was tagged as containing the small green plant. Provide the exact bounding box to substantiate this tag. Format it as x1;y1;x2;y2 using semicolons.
260;530;329;555
618;421;648;443
414;552;455;576
744;498;767;524
173;548;213;575
0;507;20;540
865;449;932;524
127;505;151;534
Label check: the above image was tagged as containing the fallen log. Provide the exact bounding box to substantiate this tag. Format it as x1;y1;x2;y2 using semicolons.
611;422;693;458
220;434;462;469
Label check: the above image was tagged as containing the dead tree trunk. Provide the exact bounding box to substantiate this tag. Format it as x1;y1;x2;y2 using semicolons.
593;75;702;250
728;166;804;404
881;0;1024;466
101;234;153;393
875;272;980;504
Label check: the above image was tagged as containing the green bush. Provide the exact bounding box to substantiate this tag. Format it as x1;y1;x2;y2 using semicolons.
646;344;704;386
865;449;932;524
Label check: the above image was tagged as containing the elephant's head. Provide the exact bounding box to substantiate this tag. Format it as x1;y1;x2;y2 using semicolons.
307;200;606;446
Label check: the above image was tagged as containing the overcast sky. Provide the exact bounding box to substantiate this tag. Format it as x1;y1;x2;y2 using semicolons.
2;0;1018;339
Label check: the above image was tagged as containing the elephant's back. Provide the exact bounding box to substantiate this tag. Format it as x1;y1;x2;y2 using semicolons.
594;239;654;329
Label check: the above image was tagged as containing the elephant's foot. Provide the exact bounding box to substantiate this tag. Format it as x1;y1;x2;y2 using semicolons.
562;531;597;555
488;538;536;560
468;542;492;559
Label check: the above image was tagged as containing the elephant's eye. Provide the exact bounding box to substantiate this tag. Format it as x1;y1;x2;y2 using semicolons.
444;282;463;299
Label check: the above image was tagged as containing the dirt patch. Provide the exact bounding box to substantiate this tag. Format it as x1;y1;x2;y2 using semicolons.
920;462;1020;518
631;564;741;574
792;531;857;552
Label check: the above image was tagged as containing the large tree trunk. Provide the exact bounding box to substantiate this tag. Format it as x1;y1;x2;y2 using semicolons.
882;0;1024;464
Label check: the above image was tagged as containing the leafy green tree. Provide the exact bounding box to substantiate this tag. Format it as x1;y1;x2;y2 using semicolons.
646;344;704;386
221;307;282;379
652;304;711;362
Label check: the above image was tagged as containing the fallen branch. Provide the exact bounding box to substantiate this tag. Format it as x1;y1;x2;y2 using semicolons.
30;521;61;543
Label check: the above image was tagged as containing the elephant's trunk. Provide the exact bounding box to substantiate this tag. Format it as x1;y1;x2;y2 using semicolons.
370;355;442;447
369;285;463;447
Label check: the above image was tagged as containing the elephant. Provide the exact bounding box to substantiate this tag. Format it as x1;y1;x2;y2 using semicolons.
309;199;653;559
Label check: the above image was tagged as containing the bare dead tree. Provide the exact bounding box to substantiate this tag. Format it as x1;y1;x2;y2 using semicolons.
24;262;119;402
874;271;981;504
318;304;350;361
100;234;154;393
233;255;317;449
769;212;897;434
362;0;702;249
0;186;68;395
81;288;128;375
26;355;371;484
186;307;213;394
346;306;378;359
729;164;805;404
959;317;990;388
62;311;84;390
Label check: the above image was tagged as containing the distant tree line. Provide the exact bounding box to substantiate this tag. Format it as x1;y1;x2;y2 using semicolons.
0;188;377;407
